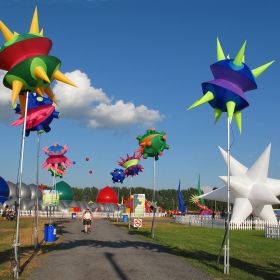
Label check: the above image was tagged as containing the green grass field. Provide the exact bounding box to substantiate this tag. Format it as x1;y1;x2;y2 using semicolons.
123;218;280;280
0;217;55;280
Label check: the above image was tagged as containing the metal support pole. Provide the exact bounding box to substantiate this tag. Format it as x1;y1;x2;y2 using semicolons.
116;184;119;223
14;91;29;279
225;117;230;274
129;177;133;230
223;245;227;274
50;175;56;225
151;157;156;238
34;133;41;249
54;175;57;219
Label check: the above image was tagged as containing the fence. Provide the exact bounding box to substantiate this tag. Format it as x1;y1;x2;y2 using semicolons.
265;224;280;239
174;215;225;229
0;209;166;219
173;215;280;230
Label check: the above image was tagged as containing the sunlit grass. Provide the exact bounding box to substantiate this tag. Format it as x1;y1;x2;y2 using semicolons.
116;217;280;280
0;217;49;279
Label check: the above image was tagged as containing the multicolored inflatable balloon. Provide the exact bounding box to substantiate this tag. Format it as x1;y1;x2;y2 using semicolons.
48;164;65;178
0;7;76;112
137;128;169;160
188;38;274;133
110;168;125;184
55;181;74;201
96;186;118;204
0;176;9;204
11;93;59;136
118;153;143;177
190;194;213;215
42;144;72;177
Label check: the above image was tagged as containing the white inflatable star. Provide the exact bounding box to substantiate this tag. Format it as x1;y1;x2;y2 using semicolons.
200;144;280;223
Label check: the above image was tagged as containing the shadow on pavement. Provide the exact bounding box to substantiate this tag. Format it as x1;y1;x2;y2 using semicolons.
37;237;279;280
105;252;129;280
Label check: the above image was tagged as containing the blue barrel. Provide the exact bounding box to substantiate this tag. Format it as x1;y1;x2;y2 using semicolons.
122;215;129;222
44;224;56;242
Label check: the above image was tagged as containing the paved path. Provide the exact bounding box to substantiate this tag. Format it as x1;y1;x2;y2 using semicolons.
29;219;212;280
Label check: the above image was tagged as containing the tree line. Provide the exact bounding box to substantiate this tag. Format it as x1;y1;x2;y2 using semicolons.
72;186;228;211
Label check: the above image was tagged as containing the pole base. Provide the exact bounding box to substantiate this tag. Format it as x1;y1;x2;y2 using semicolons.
224;245;230;274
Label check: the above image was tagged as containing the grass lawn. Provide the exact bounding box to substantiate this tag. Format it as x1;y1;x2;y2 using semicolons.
0;217;62;280
117;217;280;280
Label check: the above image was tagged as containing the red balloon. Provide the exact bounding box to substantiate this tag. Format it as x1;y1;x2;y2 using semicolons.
96;186;117;204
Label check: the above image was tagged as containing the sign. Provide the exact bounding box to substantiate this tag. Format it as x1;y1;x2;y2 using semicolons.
133;194;145;217
43;190;59;206
133;218;143;228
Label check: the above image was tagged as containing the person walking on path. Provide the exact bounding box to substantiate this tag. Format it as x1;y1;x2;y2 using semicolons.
82;207;93;234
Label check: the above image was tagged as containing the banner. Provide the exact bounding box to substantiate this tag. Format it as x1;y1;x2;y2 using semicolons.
133;194;145;217
43;190;59;206
177;180;186;213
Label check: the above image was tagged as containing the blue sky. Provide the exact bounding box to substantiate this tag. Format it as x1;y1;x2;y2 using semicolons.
0;0;280;191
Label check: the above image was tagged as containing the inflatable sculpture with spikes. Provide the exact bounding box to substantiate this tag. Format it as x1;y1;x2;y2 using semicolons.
118;153;144;177
0;7;76;114
190;175;214;215
42;144;72;177
188;38;274;133
137;128;169;160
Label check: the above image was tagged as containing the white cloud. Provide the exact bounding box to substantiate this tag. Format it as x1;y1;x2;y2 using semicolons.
54;70;110;110
88;100;162;128
0;70;14;122
0;69;164;128
54;70;164;128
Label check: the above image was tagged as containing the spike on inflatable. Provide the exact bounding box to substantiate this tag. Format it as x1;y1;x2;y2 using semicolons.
216;37;225;61
44;87;58;105
234;111;242;133
29;7;39;34
34;66;51;83
188;91;214;110
11;80;23;106
214;108;222;123
226;101;236;123
233;41;246;66
0;21;14;41
252;61;275;78
52;70;76;87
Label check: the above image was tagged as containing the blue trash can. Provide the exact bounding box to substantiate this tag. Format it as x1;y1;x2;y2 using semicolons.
122;215;129;222
44;224;56;242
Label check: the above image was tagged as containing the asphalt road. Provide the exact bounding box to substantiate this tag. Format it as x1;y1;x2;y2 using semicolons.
29;219;212;280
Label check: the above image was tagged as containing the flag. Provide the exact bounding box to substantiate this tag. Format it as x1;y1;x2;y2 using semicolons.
197;174;205;205
177;180;186;213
